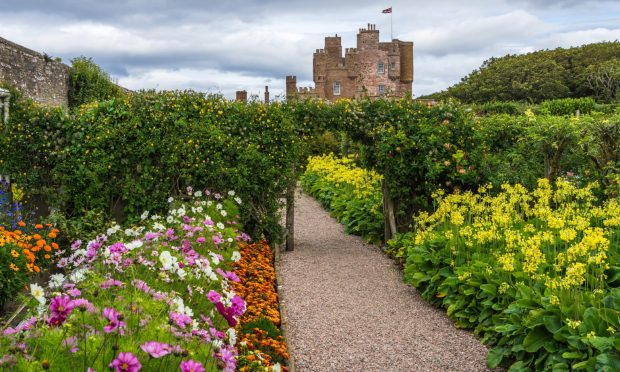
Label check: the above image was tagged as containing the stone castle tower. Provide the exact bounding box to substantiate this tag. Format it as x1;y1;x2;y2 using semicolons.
287;24;413;100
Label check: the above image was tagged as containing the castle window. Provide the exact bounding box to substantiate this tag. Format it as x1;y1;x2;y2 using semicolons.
390;62;396;70
378;62;385;74
333;81;341;96
378;85;385;95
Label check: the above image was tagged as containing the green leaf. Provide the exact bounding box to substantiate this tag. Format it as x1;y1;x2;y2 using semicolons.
523;325;550;352
588;336;614;352
508;360;530;372
487;348;505;368
480;283;497;296
544;314;562;333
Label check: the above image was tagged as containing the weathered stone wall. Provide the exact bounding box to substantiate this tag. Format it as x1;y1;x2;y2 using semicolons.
0;36;70;107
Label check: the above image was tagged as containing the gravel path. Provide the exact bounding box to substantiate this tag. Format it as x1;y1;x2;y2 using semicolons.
276;191;490;372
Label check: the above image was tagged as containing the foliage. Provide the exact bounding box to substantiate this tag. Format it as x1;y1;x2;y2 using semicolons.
0;191;249;371
233;241;289;371
0;91;301;242
427;42;620;103
300;154;383;243
539;97;596;116
68;57;125;108
473;101;525;116
394;180;620;370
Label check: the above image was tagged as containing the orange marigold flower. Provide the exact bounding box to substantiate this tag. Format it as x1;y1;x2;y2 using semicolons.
51;242;59;250
48;232;57;239
17;221;26;227
44;254;51;259
35;224;43;229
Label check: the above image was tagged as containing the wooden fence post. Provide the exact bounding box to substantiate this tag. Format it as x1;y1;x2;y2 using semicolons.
382;179;397;242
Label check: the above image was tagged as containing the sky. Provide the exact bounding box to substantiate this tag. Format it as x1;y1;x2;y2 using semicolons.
2;0;620;99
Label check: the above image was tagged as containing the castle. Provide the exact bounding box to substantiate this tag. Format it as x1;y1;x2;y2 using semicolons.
286;24;413;100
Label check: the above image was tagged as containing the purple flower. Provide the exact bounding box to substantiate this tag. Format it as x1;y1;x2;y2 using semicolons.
109;352;141;372
132;279;152;294
140;341;171;359
72;298;96;313
207;290;221;303
144;232;159;241
212;235;222;245
196;237;206;244
103;308;126;334
203;219;214;227
68;288;81;297
216;269;240;282
179;359;205;372
48;295;74;326
108;242;127;254
71;240;82;250
169;312;192;329
217;346;237;372
214;302;237;327
230;295;246;316
63;336;78;353
101;278;124;289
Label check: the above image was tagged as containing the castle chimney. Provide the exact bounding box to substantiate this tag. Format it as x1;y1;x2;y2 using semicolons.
235;90;247;102
264;86;270;104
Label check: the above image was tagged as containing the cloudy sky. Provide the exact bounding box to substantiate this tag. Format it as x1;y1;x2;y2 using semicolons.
2;0;620;99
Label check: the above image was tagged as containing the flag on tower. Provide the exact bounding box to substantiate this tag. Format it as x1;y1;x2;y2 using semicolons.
382;7;392;14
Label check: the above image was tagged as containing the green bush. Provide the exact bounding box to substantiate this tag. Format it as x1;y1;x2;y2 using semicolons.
69;56;125;108
539;97;596;116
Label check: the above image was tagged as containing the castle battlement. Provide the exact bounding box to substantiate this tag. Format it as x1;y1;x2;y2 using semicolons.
287;24;413;101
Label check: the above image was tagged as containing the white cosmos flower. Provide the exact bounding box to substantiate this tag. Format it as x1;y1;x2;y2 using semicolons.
207;201;213;207
150;214;161;220
272;363;282;372
234;197;242;205
216;222;225;230
168;197;174;203
209;252;220;265
216;203;223;210
228;190;235;196
220;210;227;217
141;211;149;220
153;222;165;231
126;240;143;250
194;191;203;198
125;228;136;237
227;328;237;345
106;224;120;236
231;251;241;262
30;283;46;304
195;206;203;213
166;215;174;224
159;251;177;271
177;268;187;280
70;268;88;283
227;238;233;243
48;274;66;289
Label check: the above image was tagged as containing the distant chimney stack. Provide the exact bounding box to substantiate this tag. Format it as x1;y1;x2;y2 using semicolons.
264;86;270;104
235;90;247;102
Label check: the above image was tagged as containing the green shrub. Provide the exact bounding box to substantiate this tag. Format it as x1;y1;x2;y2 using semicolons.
539;97;596;116
68;56;125;108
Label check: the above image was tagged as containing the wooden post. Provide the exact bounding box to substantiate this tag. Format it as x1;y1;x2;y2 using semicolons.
285;177;295;251
382;179;397;242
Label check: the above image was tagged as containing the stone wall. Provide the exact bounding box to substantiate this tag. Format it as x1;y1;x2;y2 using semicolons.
0;36;71;107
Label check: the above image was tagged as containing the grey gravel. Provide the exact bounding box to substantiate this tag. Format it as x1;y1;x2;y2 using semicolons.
276;191;490;372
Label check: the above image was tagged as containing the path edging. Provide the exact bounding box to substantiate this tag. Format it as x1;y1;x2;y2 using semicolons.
274;242;296;372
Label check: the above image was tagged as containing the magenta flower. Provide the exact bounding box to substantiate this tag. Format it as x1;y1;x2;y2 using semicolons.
109;352;141;372
63;336;78;353
48;295;74;326
212;235;222;245
179;359;205;372
72;298;96;313
131;279;152;294
140;341;171;358
103;308;126;334
196;236;206;244
216;268;240;282
169;312;193;329
217;346;237;372
101;279;124;289
144;232;159;241
207;290;221;303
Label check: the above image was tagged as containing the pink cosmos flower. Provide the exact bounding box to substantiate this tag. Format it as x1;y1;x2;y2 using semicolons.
212;235;222;245
169;312;192;329
71;298;96;313
103;308;126;334
216;269;240;282
139;341;171;359
109;352;141;372
179;359;205;372
217;346;237;372
207;290;221;303
48;295;74;326
63;336;78;353
196;237;206;244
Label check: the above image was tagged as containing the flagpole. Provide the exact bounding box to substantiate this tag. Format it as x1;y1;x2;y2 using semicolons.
391;6;393;40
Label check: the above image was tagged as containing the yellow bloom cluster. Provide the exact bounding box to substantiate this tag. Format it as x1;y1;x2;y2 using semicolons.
305;154;383;199
414;178;619;293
